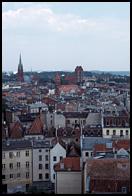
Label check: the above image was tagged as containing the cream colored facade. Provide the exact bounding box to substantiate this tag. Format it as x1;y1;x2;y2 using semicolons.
55;171;82;194
103;127;130;139
2;148;32;193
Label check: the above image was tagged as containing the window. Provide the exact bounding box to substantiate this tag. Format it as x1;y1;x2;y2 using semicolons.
126;130;128;135
106;130;109;135
75;120;77;123
10;174;13;178
2;152;5;159
25;151;29;156
26;172;29;178
66;120;70;124
17;173;21;178
85;152;89;157
53;174;55;179
26;162;29;168
113;130;116;135
45;164;49;169
39;173;43;180
9;163;13;169
39;164;42;169
2;164;5;169
91;152;93;157
2;175;5;179
9;152;13;159
53;156;57;161
39;149;42;152
60;156;63;161
45;149;49;152
45;155;48;161
83;120;86;125
17;152;20;157
39;155;42;161
122;187;127;193
120;130;123;136
17;162;20;168
45;173;49;179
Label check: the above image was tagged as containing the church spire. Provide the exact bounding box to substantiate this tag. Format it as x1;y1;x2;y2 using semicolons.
19;53;22;65
17;53;24;82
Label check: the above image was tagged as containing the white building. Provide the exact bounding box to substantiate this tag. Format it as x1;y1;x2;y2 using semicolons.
102;128;130;139
46;111;65;130
50;142;66;183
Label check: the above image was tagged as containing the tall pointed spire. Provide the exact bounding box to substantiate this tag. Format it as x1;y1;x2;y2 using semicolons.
17;53;24;82
19;53;22;65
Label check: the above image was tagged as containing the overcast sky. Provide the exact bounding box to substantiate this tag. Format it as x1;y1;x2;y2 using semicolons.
2;2;130;72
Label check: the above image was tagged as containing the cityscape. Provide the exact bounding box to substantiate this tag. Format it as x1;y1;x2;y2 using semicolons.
2;2;130;194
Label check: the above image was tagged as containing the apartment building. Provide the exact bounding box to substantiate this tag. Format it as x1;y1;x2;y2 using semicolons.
2;139;32;193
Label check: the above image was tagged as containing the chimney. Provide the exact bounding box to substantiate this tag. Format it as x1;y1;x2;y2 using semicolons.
60;163;64;170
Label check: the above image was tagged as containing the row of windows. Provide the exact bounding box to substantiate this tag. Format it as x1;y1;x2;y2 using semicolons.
39;155;48;161
39;173;49;180
106;130;129;136
66;120;86;124
3;152;49;161
85;152;93;157
53;156;63;162
38;149;49;153
39;163;49;169
2;162;30;169
3;151;30;159
2;172;30;179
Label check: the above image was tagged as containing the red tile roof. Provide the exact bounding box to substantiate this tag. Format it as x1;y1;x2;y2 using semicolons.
10;121;23;139
54;157;80;172
28;116;43;134
113;140;130;151
86;159;130;180
58;85;79;93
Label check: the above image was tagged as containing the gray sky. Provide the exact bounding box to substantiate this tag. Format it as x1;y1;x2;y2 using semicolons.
2;2;130;72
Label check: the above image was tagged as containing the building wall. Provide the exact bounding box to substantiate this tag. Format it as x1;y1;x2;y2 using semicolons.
50;143;66;183
56;171;82;194
2;148;32;193
103;128;130;139
32;147;50;182
66;117;86;128
54;113;65;129
82;150;93;162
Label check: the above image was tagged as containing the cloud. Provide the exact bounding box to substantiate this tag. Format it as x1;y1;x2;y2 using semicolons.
2;5;129;39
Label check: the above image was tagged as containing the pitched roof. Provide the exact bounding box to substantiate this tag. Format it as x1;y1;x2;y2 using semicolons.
2;139;32;151
67;144;80;157
58;85;79;93
113;140;130;151
86;113;101;125
28;116;43;135
86;159;130;180
10;121;23;139
54;157;80;172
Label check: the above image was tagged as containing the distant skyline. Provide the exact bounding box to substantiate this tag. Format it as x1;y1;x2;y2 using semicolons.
2;2;130;72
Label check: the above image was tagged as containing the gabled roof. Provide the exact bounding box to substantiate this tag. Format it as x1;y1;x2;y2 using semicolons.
10;121;23;139
28;116;43;135
113;140;130;151
54;157;80;172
